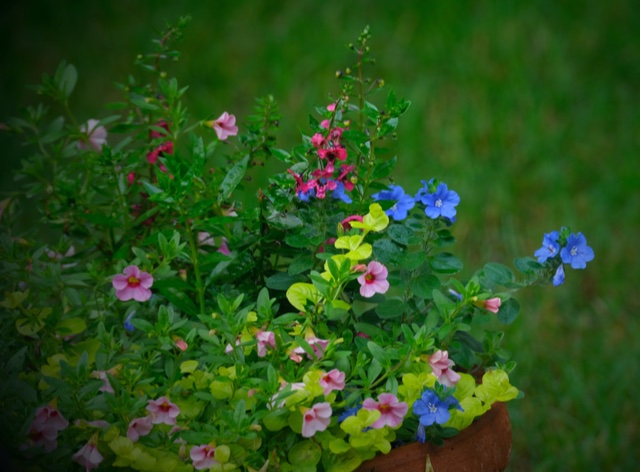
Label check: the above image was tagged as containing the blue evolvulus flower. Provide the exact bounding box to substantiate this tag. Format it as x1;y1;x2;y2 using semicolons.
534;231;560;263
412;388;462;427
371;185;415;220
561;232;594;269
415;179;460;221
553;264;565;286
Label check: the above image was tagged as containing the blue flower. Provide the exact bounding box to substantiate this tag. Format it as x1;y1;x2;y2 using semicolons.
412;389;462;427
553;264;565;286
415;180;460;220
371;185;416;220
124;311;135;332
416;423;427;444
298;187;316;202
560;232;594;269
331;181;352;204
534;231;560;263
338;406;361;422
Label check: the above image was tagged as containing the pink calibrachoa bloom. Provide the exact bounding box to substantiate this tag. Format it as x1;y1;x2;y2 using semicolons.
268;382;306;410
209;112;238;140
92;370;114;394
484;297;502;313
319;369;346;395
34;406;69;431
127;416;153;442
72;437;103;472
363;393;409;429
190;444;218;470
78;119;107;152
301;402;332;438
146;396;180;425
341;215;363;231
112;265;153;302
429;349;461;387
357;261;390;298
289;336;330;362
175;339;188;352
256;330;276;357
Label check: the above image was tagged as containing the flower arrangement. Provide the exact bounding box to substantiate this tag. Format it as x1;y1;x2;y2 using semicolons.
0;22;594;472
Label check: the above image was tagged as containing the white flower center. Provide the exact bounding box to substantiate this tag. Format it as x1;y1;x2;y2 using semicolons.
570;246;578;256
435;199;443;208
548;245;556;254
428;402;438;413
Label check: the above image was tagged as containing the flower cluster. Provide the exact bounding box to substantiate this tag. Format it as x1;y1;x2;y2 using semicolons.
0;24;593;472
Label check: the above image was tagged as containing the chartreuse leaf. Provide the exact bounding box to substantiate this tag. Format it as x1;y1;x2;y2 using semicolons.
263;409;290;431
288;440;322;469
214;445;231;463
349;203;389;233
286;283;322;312
180;360;199;374
340;409;380;436
445;397;489;431
55;317;87;336
334;236;372;261
451;373;476;401
475;369;519;403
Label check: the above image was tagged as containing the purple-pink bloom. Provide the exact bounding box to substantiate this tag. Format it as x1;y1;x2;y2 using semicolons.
92;370;114;394
78;119;107;152
319;369;346;395
483;297;501;313
256;330;276;357
301;402;332;437
217;237;231;256
362;393;408;429
26;406;69;452
127;416;153;442
190;444;219;470
311;133;325;148
112;265;153;302
357;261;390;298
146;396;180;425
34;406;69;431
72;439;103;471
429;350;461;387
211;112;238;140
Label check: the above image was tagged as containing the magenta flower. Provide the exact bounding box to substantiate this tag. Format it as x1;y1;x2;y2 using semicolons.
190;444;218;470
217;237;231;256
78;119;107;152
72;439;103;471
318;146;347;161
112;265;153;302
341;215;363;231
484;297;502;313
126;416;153;442
256;330;276;357
429;350;461;387
146;396;180;425
319;369;346;395
357;261;390;298
301;402;332;437
210;112;238;140
362;393;408;429
311;133;325;148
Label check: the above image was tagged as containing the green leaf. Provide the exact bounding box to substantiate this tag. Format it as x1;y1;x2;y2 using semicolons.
269;147;292;163
429;252;463;274
288;254;316;275
286;283;321;312
514;257;542;275
219;155;250;200
370;156;397;180
375;299;405;319
497;298;520;325
288;440;321;466
410;274;440;299
263;409;290;431
387;225;414;246
60;63;78;97
432;289;456;315
484;263;515;285
367;341;389;366
266;272;303;291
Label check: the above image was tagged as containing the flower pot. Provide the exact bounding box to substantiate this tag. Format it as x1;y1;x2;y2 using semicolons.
356;402;511;472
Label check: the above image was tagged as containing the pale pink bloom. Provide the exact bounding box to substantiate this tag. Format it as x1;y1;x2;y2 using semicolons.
320;119;330;129
225;336;241;354
112;265;153;302
146;396;180;425
311;133;325;148
211;112;238;140
92;370;114;394
290;336;330;362
47;246;75;261
33;406;69;431
429;350;461;387
78;119;107;152
319;369;345;395
326;103;336;112
362;393;408;429
175;339;188;352
127;416;153;442
217;237;231;256
268;382;305;409
357;261;390;298
256;330;276;357
197;232;216;247
484;297;502;313
190;444;218;470
352;264;367;273
301;402;332;437
72;439;103;471
27;423;59;452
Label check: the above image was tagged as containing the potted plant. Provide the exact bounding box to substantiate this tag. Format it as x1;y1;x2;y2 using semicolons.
0;22;594;472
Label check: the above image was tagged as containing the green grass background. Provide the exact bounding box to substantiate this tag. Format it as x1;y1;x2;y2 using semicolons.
1;1;638;470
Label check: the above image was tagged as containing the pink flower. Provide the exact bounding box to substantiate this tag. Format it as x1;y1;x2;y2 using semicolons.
429;350;461;387
301;402;332;437
484;297;502;313
289;336;330;362
175;339;188;352
311;133;325;148
318;146;347;161
27;423;60;452
198;232;216;247
210;112;238;140
112;265;153;302
326;103;336;112
357;261;390;298
146;141;174;164
34;406;69;431
363;393;408;429
127;172;136;186
146;396;180;425
269;382;305;409
319;369;345;395
72;439;103;471
78;119;107;152
149;120;170;140
217;237;231;256
340;215;363;231
320;119;331;129
127;416;153;442
256;330;276;357
190;444;218;470
92;370;114;394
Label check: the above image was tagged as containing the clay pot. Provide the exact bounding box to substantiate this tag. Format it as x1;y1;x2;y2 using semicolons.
356;402;511;472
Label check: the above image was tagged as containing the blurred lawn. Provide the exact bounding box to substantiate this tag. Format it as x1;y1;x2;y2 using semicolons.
2;0;638;470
